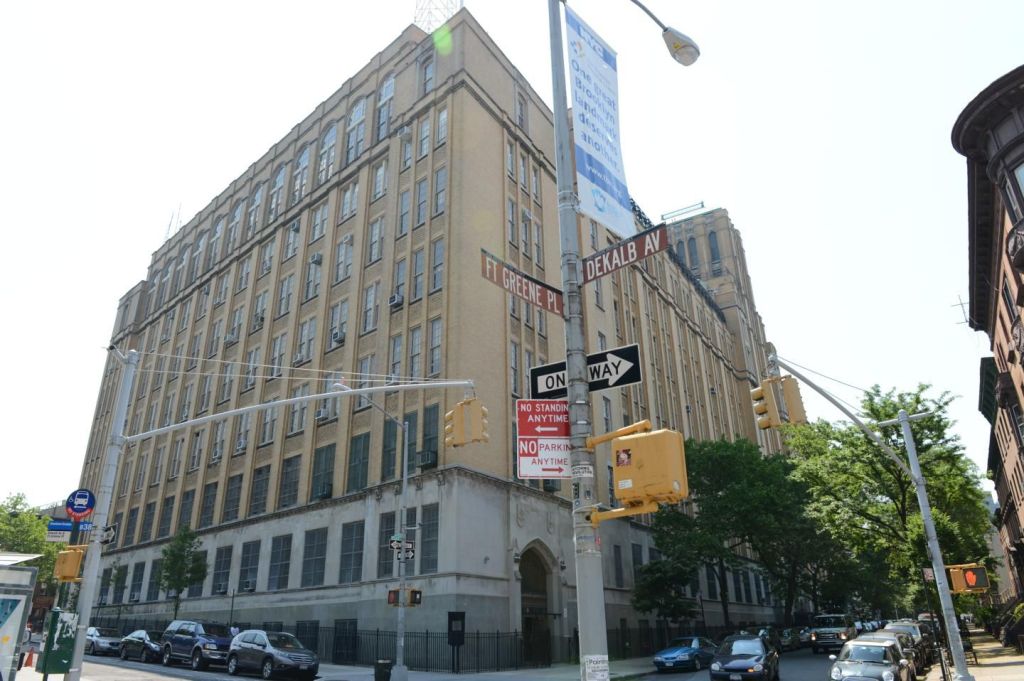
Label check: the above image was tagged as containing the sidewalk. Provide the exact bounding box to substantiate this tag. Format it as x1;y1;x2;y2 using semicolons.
925;628;1024;681
11;650;655;681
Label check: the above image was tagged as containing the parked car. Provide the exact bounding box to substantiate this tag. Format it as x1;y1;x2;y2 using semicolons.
884;621;931;665
227;629;319;680
652;635;717;672
828;639;911;681
119;630;164;662
709;634;780;681
757;627;783;653
811;613;857;654
798;627;811;647
85;627;122;656
159;619;233;670
856;631;923;679
778;628;802;652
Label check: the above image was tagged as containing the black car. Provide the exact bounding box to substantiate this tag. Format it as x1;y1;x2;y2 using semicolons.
828;639;911;681
119;630;164;662
159;619;234;670
709;634;780;681
227;630;319;680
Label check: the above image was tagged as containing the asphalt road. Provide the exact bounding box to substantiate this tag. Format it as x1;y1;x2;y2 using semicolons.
637;647;831;681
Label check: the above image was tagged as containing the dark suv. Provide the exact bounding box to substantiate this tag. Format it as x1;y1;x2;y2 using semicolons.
160;620;233;670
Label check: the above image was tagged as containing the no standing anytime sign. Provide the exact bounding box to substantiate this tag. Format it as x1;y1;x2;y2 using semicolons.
516;399;571;479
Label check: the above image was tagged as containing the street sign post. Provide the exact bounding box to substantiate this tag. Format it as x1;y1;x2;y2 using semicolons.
480;249;564;315
65;489;95;521
516;399;571;479
530;344;642;399
582;224;669;283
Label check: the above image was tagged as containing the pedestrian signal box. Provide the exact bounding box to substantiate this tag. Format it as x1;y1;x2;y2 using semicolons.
408;589;423;606
947;563;990;593
611;429;687;506
387;588;400;606
54;545;87;582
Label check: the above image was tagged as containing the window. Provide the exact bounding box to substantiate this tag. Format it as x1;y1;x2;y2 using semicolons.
506;142;515;177
594;277;603;308
177;489;196;531
111;565;127;604
317;124;337;185
346;97;366;164
403;410;419;475
347;432;370;492
244;348;260;390
277;274;294;317
366;217;384;263
377;511;396;578
430;239;444;292
222;474;243;522
408;326;422;377
335;235;353;281
123;508;138;547
603;396;612;431
436;108;448;145
613;545;624;587
393;259;407;299
140;501;155;541
421;57;434;95
310;201;328;242
420;503;439;574
398;190;410;236
418;118;431;159
411;249;424;300
259;400;279;444
229;306;245;341
510;341;520;395
291;146;310;205
268;165;287;222
507;199;517;244
237;258;251;291
532;166;540;200
158;496;174;538
129;561;145;601
535;221;543;262
631;543;644;583
520;153;527;186
372;160;388;199
188;430;204;470
376;75;394;141
302;528;328;587
389;334;403;381
228;201;243;247
516;93;528;129
311;444;335;498
212;547;231;594
329;301;349;345
268;535;292;590
249;465;270;516
708;230;721;262
199;482;217;528
687;237;700;272
187;551;206;597
339;520;365;584
253;291;268;329
433;166;447;214
134;454;147;491
340;181;359;220
279;456;301;509
428;318;442;376
401;132;412;169
521;208;531;254
423;404;439;461
361;282;380;332
304;260;321;300
147;559;163;601
415;178;428;226
382;419;398;481
270;333;287;377
297;319;316;362
239;540;261;591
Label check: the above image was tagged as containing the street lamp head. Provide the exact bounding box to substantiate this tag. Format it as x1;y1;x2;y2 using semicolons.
662;27;700;66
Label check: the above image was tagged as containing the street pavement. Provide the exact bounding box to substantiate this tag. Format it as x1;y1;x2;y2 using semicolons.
920;627;1024;681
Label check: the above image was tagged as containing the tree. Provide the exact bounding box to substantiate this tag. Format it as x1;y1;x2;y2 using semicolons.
784;385;991;604
0;493;59;584
159;526;208;618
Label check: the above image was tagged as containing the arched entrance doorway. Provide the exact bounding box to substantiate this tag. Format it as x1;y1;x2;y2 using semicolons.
520;549;551;665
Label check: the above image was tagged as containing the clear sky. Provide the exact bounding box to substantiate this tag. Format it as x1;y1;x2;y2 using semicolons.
2;0;1020;507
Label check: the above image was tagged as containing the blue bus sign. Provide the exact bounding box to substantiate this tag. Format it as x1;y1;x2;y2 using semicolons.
65;489;95;521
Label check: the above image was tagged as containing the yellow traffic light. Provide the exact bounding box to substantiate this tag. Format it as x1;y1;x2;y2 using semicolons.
444;402;467;447
780;376;807;424
611;429;688;506
54;545;87;582
751;381;781;430
465;398;489;443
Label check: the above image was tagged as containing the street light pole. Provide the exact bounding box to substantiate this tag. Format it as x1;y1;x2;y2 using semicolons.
547;0;608;678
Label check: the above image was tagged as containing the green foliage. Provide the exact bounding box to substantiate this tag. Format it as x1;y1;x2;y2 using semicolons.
0;493;59;584
784;385;991;604
632;559;697;622
159;526;208;618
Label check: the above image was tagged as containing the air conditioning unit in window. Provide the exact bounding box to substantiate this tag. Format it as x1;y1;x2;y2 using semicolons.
253;313;265;329
542;479;560;493
388;293;404;308
215;585;228;595
166;589;178;599
385;374;398;386
225;333;238;344
293;352;306;366
290;222;301;233
315;409;329;423
210;444;223;463
235;436;248;453
331;330;346;346
243;580;256;592
418;449;438;469
260;260;272;275
129;592;140;603
315;483;333;500
309;253;322;265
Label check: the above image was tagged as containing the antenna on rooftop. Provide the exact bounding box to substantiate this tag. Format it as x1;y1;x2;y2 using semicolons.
661;202;706;223
414;0;462;33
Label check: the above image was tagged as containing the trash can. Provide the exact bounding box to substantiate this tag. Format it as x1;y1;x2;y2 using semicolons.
374;658;393;681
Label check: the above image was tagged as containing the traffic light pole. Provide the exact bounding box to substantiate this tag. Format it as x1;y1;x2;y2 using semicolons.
548;1;609;678
66;348;139;681
772;357;974;681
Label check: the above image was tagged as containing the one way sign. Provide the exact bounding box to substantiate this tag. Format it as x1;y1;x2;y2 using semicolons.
530;344;642;399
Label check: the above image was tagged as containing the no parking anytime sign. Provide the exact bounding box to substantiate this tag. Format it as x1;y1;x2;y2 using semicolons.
516;399;571;479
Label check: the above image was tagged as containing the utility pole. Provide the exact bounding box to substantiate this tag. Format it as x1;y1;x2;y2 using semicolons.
547;1;609;680
66;348;139;681
772;357;974;681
